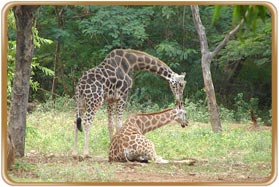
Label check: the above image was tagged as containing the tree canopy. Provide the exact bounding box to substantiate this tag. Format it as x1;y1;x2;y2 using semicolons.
7;5;272;121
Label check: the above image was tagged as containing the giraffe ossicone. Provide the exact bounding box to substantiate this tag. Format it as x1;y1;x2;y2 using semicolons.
108;106;188;163
73;49;186;158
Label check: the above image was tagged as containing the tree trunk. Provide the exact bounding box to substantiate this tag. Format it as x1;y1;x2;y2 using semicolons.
51;7;64;100
191;6;222;132
7;130;15;170
191;5;245;132
51;41;59;100
8;6;39;157
60;63;69;95
71;67;76;96
201;54;222;132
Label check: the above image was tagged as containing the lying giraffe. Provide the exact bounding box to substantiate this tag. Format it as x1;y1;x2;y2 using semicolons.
73;49;186;158
108;106;188;163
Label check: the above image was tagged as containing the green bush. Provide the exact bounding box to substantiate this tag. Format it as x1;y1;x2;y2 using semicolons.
184;98;209;123
32;94;268;125
219;105;234;122
35;96;75;113
126;99;161;113
233;93;261;123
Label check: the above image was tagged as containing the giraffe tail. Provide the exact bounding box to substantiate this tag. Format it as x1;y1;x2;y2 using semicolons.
75;85;83;132
76;117;82;132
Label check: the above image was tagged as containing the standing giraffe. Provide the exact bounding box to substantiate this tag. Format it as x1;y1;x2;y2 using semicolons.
73;49;186;158
108;106;188;163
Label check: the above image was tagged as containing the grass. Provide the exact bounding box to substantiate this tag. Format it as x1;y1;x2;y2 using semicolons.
147;122;271;163
8;104;273;183
9;156;119;182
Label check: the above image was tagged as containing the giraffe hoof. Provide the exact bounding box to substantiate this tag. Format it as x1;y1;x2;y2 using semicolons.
72;152;78;159
78;155;85;161
82;154;92;159
74;155;90;162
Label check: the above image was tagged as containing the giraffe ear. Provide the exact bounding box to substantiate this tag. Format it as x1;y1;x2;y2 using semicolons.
175;74;185;82
181;72;186;77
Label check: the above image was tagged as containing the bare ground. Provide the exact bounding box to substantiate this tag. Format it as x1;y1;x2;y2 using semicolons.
7;152;273;185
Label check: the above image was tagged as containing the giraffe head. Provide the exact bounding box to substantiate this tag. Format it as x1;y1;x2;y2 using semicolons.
173;105;188;128
169;73;186;105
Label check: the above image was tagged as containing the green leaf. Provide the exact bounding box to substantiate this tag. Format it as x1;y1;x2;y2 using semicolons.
211;5;222;26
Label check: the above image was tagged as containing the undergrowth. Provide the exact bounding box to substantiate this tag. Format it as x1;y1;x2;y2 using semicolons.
34;94;271;125
9;97;272;183
24;96;272;158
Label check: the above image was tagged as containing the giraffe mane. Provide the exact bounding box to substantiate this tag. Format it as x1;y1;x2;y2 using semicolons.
123;49;172;70
133;108;174;116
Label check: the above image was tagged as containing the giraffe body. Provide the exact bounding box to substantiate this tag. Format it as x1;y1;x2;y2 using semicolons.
108;106;188;163
73;49;186;157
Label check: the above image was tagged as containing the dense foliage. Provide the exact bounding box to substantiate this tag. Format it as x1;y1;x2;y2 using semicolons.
7;5;272;121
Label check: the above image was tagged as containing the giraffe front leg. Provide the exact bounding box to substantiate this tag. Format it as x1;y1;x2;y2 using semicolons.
116;98;127;131
154;156;169;164
146;139;169;164
107;102;115;140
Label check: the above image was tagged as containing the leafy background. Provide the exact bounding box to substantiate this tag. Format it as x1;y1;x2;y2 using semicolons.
7;5;272;121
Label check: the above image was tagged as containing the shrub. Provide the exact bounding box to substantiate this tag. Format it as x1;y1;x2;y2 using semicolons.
35;96;75;113
184;98;209;123
233;93;261;123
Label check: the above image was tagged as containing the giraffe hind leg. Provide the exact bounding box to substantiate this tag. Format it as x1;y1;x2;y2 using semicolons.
136;156;149;163
83;120;92;158
125;150;149;163
72;120;79;158
123;136;154;163
82;112;94;158
82;96;104;158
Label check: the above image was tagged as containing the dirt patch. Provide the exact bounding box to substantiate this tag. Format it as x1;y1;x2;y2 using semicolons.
8;153;272;184
112;159;271;183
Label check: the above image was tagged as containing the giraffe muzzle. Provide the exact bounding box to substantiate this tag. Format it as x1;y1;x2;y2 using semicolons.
181;120;189;128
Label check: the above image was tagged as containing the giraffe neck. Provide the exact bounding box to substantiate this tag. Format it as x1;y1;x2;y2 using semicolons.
135;108;175;134
107;49;175;81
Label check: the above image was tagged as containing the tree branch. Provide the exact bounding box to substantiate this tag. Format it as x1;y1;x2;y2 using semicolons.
211;11;248;58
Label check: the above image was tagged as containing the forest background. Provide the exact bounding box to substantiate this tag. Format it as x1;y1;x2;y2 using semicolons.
7;5;272;122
